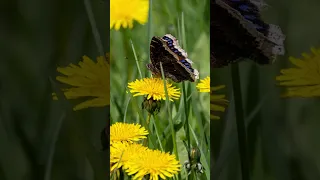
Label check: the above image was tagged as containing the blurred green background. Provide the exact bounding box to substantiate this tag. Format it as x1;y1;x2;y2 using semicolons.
110;0;210;179
0;0;109;180
211;0;320;180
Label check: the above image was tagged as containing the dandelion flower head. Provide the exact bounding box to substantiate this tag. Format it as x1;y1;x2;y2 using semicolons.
125;149;181;180
128;77;181;101
110;142;148;171
110;0;149;30
110;122;148;144
211;85;229;120
53;53;110;111
196;76;210;92
276;47;320;97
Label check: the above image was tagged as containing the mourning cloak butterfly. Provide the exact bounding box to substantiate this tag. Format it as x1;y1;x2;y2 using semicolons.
147;34;199;83
211;0;285;68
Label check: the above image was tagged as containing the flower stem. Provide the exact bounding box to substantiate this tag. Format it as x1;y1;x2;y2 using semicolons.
159;63;178;158
147;0;152;49
144;113;152;147
152;115;164;151
182;82;191;153
147;0;152;77
231;63;250;180
147;113;151;125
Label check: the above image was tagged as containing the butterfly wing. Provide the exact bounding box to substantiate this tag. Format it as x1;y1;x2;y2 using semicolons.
221;0;270;35
211;0;285;68
149;36;196;82
211;0;261;67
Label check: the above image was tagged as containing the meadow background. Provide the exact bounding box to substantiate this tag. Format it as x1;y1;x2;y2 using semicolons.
110;0;210;179
211;0;320;180
0;0;109;180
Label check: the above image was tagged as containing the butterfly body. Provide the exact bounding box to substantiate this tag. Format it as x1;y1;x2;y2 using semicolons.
148;34;199;83
211;0;285;68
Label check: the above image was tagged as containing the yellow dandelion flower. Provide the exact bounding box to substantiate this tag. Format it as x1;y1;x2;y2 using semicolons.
53;53;110;111
110;142;148;171
128;77;181;101
276;47;320;97
124;149;181;180
196;76;210;92
211;85;229;120
110;0;149;30
110;122;148;144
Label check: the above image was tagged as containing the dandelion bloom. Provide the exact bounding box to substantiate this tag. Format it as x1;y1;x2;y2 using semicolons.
276;47;320;97
110;0;149;30
211;85;228;120
110;122;148;144
110;142;148;171
53;53;110;111
124;149;181;180
128;77;181;101
196;76;210;92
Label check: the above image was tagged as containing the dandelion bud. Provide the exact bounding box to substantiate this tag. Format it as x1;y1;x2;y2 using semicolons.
190;147;201;165
141;97;162;115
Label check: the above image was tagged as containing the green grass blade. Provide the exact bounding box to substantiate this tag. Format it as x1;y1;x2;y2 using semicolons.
231;63;250;180
130;40;143;79
83;0;108;63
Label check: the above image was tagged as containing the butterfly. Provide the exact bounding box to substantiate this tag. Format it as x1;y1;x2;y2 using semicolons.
147;34;199;83
211;0;285;68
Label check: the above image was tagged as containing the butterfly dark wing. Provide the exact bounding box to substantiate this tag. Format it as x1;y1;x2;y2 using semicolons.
211;0;285;68
211;0;263;67
223;0;270;35
149;36;196;82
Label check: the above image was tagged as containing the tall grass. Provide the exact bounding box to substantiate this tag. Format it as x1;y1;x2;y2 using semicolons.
110;0;210;179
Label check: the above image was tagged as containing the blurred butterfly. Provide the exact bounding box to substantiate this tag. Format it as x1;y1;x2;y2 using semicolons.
147;34;199;83
211;0;285;68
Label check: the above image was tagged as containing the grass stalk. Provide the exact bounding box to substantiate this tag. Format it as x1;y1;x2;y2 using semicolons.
147;0;153;50
123;97;131;123
45;78;67;180
178;10;191;159
83;0;108;63
159;63;178;157
182;83;191;155
231;63;250;180
152;115;164;151
144;113;152;147
159;63;182;180
130;40;143;79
